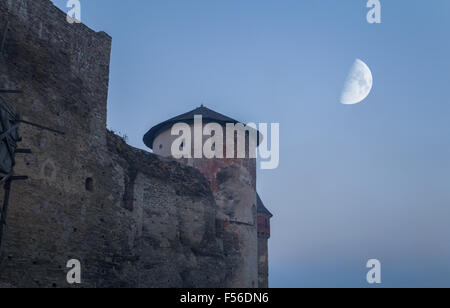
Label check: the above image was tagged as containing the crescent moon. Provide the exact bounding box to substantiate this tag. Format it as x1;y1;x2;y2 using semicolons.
340;59;373;105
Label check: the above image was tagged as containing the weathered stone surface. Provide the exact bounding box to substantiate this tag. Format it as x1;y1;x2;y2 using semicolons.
258;238;269;288
0;0;273;288
106;132;228;288
0;0;231;288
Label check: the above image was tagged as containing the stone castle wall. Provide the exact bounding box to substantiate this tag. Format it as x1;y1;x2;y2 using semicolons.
0;0;253;288
152;125;260;287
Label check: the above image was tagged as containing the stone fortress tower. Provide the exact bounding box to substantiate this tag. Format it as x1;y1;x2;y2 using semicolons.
0;0;273;288
143;106;273;288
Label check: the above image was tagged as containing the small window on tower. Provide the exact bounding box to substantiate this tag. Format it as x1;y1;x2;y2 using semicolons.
159;144;163;150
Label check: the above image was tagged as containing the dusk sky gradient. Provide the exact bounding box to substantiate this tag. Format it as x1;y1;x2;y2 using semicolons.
52;0;450;287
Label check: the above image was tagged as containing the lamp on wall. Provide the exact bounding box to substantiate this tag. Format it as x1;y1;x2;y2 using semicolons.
0;89;64;254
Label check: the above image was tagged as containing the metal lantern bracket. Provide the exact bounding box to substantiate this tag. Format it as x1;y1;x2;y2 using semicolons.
0;20;66;255
0;89;65;254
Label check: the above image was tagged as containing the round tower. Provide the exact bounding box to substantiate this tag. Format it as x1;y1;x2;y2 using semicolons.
143;106;266;288
256;194;273;288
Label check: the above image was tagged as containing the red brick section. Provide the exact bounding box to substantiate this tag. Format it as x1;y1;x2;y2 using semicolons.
257;214;271;239
193;158;256;192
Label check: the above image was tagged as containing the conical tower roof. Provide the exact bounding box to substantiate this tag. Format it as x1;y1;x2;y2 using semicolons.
143;106;261;149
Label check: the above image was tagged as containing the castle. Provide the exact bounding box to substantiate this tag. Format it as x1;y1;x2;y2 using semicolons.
0;0;272;288
144;106;273;287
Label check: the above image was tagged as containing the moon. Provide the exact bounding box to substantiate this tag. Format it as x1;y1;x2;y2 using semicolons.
340;59;373;105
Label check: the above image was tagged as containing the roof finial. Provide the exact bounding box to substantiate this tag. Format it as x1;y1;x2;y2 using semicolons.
200;103;204;107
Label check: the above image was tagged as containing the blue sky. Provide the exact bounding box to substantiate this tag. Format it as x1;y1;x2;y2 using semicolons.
52;0;450;287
